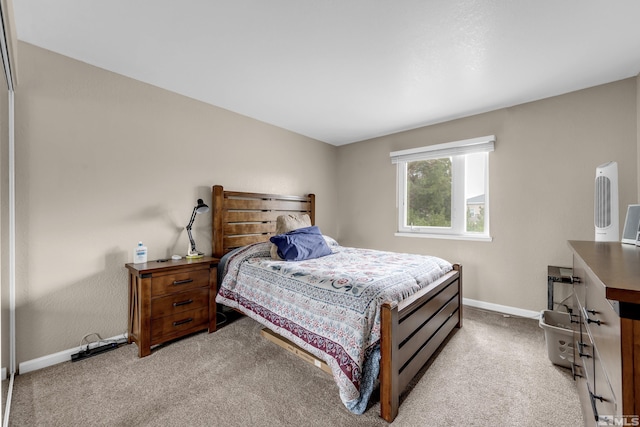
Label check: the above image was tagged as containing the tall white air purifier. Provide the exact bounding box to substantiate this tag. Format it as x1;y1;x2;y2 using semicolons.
594;161;619;242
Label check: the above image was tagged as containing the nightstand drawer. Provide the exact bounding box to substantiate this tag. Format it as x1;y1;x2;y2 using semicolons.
151;307;209;343
151;287;209;319
151;269;209;297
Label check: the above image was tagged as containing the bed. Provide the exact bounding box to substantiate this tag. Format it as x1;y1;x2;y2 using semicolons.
211;185;462;422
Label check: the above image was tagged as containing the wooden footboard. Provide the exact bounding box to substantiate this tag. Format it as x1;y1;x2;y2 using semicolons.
380;263;462;422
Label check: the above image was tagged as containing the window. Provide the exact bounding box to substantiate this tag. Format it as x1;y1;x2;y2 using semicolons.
391;135;494;241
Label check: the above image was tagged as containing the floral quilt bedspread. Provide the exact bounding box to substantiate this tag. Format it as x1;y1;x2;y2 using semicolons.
215;240;453;413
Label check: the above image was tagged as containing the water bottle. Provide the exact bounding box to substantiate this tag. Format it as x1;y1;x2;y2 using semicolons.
133;241;148;263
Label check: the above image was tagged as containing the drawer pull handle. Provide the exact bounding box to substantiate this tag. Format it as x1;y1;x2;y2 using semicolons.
583;307;602;326
173;318;193;327
577;342;591;358
173;299;193;307
570;276;581;283
589;390;603;422
173;279;194;286
571;363;583;380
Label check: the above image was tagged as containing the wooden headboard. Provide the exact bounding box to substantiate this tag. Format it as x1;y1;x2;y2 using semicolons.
211;185;315;257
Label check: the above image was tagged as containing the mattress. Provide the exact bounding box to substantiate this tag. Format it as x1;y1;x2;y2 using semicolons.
215;239;452;413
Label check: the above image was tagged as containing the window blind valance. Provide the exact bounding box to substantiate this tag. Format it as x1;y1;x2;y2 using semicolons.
390;135;495;163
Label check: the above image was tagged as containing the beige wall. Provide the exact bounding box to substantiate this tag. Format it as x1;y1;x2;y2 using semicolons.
637;73;640;201
14;42;339;364
336;79;638;312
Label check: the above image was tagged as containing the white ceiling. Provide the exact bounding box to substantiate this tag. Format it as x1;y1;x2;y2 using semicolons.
12;1;640;146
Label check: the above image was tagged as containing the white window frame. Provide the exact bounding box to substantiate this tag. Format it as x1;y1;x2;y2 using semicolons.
391;135;494;242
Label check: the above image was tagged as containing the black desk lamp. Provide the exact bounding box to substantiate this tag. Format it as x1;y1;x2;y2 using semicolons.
186;198;209;259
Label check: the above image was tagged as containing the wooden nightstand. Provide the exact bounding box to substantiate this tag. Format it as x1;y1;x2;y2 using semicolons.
125;256;219;357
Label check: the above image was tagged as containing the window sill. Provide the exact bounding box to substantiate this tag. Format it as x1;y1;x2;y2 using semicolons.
394;232;493;242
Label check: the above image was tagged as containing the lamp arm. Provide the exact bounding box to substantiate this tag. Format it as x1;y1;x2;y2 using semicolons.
187;228;197;252
186;207;198;252
186;207;198;231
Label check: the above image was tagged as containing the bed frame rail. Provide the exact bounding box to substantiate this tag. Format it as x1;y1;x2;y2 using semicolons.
212;185;315;257
380;264;462;422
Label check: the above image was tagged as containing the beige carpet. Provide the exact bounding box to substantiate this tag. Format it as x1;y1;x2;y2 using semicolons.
7;307;582;426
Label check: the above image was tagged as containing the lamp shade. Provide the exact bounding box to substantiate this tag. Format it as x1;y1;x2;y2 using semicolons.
195;199;209;214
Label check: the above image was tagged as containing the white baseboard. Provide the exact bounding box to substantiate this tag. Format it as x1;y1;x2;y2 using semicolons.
19;333;127;375
463;298;540;319
1;367;6;381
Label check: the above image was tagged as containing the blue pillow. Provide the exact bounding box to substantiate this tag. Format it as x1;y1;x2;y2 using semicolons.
269;226;332;261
